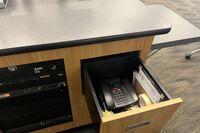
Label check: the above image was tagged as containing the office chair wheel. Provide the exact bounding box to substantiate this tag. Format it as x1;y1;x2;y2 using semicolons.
185;54;191;60
185;49;200;60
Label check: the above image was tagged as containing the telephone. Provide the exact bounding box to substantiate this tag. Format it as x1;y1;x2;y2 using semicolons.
100;77;138;111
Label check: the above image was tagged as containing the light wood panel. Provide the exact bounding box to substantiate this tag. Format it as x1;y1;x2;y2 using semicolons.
99;76;183;133
100;98;182;133
0;36;154;132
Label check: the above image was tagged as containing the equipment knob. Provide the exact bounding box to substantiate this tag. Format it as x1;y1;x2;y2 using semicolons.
8;66;17;72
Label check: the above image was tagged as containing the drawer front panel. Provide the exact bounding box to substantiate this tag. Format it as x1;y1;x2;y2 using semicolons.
82;52;183;133
100;98;182;133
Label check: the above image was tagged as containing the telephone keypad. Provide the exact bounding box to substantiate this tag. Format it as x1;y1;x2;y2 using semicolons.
112;88;127;105
101;77;138;110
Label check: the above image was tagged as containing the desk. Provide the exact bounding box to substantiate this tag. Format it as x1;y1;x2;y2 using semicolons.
149;5;200;50
0;0;170;56
0;0;183;133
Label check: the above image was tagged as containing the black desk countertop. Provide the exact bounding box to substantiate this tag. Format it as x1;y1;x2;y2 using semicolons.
0;0;171;56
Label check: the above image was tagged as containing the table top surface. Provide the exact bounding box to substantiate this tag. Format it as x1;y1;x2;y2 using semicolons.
0;0;171;56
150;5;200;50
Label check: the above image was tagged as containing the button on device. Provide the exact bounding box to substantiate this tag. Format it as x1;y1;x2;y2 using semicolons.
0;93;11;99
38;86;42;90
57;73;64;77
51;65;57;70
8;66;17;72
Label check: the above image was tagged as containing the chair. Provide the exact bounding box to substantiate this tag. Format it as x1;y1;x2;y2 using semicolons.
185;49;200;59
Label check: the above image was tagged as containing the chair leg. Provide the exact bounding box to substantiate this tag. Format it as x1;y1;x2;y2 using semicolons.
185;49;200;59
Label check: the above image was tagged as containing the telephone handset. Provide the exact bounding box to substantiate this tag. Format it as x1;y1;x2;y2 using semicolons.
100;77;138;111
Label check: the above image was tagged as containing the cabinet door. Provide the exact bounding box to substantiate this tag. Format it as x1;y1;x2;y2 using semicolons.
100;98;182;133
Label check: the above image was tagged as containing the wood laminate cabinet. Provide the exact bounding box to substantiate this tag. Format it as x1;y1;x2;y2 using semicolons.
0;0;184;132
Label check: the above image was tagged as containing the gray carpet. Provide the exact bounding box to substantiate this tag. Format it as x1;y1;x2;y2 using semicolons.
142;0;200;133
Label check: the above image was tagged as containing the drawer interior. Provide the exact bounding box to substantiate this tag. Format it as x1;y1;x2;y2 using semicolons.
81;51;172;119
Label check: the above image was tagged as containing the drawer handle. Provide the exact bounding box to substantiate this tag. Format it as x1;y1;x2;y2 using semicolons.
126;120;151;131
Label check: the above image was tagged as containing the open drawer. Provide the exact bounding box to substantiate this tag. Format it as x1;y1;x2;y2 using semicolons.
81;52;182;133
